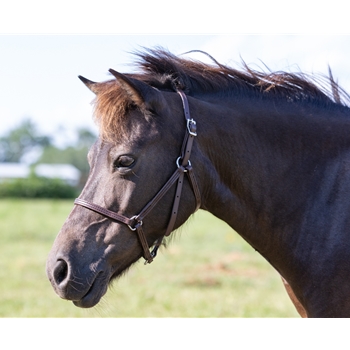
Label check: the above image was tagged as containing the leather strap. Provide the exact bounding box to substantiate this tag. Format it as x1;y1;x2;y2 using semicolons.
74;90;201;264
74;198;134;226
135;226;154;263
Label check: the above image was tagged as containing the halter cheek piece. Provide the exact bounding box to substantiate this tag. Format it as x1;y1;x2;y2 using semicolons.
74;90;201;264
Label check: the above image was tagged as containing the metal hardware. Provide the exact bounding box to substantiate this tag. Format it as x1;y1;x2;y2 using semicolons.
176;157;191;171
187;118;197;136
127;216;143;231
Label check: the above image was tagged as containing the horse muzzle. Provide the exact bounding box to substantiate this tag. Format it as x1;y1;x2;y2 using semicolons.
46;254;109;308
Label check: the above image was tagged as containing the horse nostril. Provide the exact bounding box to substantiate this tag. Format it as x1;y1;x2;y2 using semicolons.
53;259;69;285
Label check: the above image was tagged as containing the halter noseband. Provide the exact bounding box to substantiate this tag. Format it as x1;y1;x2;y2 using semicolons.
74;90;201;264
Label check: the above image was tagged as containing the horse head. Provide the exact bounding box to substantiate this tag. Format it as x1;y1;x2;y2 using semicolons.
46;71;201;308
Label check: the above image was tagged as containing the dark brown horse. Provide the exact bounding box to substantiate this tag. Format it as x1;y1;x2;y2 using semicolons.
46;48;350;317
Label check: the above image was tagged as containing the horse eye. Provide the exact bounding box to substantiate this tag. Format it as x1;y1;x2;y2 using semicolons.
115;155;135;168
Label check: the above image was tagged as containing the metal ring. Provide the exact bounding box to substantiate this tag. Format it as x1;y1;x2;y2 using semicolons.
128;216;143;231
176;157;191;170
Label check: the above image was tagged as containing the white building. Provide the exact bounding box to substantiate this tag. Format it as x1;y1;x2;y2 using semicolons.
0;163;30;179
0;163;81;186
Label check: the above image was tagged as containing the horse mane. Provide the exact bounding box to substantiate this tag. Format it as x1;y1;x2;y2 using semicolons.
132;48;350;105
93;47;350;140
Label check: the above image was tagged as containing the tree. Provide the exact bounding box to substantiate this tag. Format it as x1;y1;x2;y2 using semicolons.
76;128;97;149
37;127;97;187
0;119;51;162
0;118;97;188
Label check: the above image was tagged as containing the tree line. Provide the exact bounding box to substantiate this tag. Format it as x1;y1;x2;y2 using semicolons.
0;119;97;195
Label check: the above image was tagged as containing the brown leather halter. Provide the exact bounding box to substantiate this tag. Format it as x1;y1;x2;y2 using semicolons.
74;90;201;264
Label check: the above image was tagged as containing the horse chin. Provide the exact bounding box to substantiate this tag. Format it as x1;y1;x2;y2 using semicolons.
61;251;141;308
72;273;109;309
70;262;134;308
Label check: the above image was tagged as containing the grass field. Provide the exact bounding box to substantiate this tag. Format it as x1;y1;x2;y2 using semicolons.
0;199;299;317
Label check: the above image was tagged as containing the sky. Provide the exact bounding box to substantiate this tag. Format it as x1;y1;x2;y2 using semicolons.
2;34;350;148
1;1;349;150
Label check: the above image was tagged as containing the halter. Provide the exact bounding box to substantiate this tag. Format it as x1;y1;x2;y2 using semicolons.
74;90;201;264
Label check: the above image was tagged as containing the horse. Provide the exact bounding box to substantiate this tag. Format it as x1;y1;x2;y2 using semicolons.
46;48;350;317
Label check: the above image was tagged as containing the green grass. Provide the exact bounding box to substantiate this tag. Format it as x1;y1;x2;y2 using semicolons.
0;199;299;317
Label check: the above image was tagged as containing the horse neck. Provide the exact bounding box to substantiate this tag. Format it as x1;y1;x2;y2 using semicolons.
193;93;350;252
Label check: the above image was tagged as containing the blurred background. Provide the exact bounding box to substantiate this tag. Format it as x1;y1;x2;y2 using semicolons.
1;2;349;348
1;34;349;319
1;34;350;197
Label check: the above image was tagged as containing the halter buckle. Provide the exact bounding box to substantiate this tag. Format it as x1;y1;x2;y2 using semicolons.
187;118;197;136
128;216;143;231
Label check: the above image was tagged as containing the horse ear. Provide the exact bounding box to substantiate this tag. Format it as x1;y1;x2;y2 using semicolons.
78;76;100;94
109;69;160;109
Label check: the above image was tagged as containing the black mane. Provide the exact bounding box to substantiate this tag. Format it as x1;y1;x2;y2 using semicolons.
129;47;350;108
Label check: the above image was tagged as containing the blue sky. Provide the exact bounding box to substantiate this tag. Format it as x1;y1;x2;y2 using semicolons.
2;34;350;144
1;2;350;147
0;35;219;143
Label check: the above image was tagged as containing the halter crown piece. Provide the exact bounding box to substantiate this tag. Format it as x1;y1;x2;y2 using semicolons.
74;90;201;264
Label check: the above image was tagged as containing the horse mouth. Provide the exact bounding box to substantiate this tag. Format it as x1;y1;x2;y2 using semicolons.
72;273;109;308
